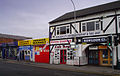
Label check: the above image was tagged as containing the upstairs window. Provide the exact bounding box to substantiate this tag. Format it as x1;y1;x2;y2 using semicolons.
66;26;70;34
82;21;100;32
87;22;94;31
56;25;70;35
60;26;66;34
82;26;86;31
57;27;60;35
96;21;100;30
82;23;86;31
119;18;120;28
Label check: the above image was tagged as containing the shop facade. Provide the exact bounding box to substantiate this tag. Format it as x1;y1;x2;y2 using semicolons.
1;42;18;59
32;38;49;63
18;40;33;61
49;1;120;68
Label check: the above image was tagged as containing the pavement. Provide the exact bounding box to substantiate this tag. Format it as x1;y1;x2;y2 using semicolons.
0;59;120;76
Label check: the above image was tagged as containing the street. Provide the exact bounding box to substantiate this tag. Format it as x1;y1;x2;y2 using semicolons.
0;61;105;76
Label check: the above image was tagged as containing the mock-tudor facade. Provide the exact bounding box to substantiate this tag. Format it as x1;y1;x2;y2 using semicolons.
49;1;120;68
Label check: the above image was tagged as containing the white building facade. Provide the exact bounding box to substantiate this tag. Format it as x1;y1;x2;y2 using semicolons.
49;1;120;68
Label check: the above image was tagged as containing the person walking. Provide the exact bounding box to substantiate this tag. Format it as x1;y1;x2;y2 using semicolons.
17;51;20;61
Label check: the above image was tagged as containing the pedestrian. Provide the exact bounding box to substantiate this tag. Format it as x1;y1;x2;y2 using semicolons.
17;51;20;61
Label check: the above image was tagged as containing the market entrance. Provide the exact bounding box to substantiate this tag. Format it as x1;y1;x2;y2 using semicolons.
60;50;66;64
86;45;112;66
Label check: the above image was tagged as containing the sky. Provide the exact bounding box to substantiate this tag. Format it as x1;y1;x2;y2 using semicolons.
0;0;117;39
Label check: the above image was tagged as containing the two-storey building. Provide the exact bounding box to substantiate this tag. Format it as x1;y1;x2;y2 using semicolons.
49;1;120;68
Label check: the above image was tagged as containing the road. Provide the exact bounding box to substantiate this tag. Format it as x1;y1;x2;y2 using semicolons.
0;61;105;76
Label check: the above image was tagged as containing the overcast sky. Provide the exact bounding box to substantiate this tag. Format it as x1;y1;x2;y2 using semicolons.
0;0;117;39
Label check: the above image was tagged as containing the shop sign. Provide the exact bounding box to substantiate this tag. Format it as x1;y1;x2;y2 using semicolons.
82;37;107;43
98;46;107;49
70;42;76;48
82;42;87;45
55;45;70;48
19;46;32;51
53;31;101;39
18;40;31;46
32;38;49;45
89;46;98;50
50;39;72;44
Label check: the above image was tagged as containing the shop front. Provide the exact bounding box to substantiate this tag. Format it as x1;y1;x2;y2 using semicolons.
32;38;49;63
18;40;33;61
50;39;74;65
77;36;113;66
1;42;18;60
85;45;112;66
18;46;33;61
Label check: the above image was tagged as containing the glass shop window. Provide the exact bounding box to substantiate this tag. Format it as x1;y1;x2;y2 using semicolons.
25;51;27;55
67;50;73;60
28;51;30;55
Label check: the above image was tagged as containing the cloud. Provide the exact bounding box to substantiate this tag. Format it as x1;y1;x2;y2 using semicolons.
0;0;117;39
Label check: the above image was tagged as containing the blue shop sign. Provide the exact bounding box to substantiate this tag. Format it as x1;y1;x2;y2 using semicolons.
19;46;33;51
82;37;107;43
7;42;18;46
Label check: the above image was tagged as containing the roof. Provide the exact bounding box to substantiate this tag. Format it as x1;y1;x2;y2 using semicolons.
0;33;32;40
49;1;120;24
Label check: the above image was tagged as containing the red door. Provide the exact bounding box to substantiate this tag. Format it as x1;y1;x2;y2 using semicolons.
60;50;66;64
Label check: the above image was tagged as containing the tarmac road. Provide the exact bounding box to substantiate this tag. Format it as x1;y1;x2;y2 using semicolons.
0;61;107;76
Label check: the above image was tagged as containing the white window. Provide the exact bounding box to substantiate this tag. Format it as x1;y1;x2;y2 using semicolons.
66;26;70;34
60;26;66;34
82;23;86;31
56;25;70;35
57;27;60;35
119;18;120;28
87;22;95;31
82;21;100;32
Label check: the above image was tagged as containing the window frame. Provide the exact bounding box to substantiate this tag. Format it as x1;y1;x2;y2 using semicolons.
56;24;70;35
119;17;120;28
81;20;101;32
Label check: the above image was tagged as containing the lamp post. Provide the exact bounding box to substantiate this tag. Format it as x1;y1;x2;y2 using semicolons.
70;0;78;65
70;0;76;22
70;0;77;42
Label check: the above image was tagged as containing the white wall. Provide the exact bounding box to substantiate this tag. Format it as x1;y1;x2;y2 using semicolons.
118;44;120;62
50;10;120;38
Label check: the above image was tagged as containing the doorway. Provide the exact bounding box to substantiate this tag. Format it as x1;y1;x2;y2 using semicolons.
100;49;112;66
88;50;99;65
60;50;66;64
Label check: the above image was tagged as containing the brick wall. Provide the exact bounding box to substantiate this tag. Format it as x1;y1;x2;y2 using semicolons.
0;38;20;44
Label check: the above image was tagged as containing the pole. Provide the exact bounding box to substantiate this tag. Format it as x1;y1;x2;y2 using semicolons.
70;0;77;65
70;0;76;22
111;35;114;70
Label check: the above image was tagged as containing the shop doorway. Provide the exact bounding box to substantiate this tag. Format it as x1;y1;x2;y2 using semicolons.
88;50;99;65
60;50;66;64
20;51;24;60
99;49;112;66
86;45;112;66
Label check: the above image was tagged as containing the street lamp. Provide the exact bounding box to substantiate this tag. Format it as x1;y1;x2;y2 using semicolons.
70;0;76;22
70;0;77;65
70;0;77;42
